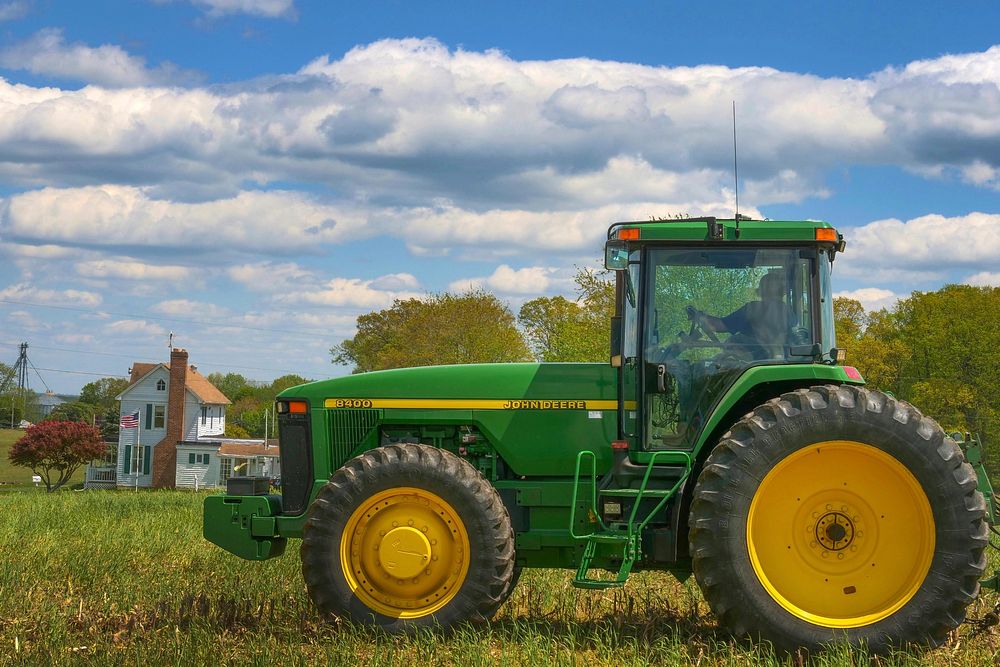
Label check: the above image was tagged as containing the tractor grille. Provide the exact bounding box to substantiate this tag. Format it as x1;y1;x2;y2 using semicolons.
277;415;312;516
327;408;382;469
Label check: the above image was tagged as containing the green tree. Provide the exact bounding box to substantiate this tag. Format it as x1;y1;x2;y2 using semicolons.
894;285;1000;452
224;423;252;439
332;290;532;372
9;420;106;492
206;372;255;402
46;401;98;424
833;297;866;343
271;374;309;394
518;296;589;361
78;377;129;410
518;269;615;362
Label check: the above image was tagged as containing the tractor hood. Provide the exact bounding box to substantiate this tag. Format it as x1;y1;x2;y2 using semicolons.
279;362;618;406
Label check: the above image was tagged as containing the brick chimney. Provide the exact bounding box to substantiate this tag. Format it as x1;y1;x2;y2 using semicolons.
151;348;188;488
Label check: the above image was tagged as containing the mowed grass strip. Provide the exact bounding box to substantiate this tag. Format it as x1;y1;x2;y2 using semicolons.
0;490;997;666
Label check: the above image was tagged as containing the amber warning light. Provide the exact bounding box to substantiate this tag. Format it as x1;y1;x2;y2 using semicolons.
617;228;640;241
815;228;838;242
277;400;308;414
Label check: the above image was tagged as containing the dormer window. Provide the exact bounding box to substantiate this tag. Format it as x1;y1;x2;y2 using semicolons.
156;379;166;391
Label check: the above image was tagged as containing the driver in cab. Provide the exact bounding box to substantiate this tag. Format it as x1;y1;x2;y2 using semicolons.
685;271;791;359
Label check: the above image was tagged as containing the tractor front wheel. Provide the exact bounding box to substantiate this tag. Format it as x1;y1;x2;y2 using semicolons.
301;443;515;632
689;384;988;653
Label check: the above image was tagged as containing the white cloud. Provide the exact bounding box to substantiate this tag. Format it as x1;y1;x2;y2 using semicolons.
0;28;199;87
75;259;194;281
449;264;568;295
0;38;997;243
168;0;296;18
2;186;368;254
227;261;316;292
53;333;95;345
290;276;423;309
3;308;46;332
0;1;29;21
2;37;994;213
0;282;102;307
369;273;419;290
841;213;1000;279
151;299;232;319
104;319;167;337
834;287;900;312
965;271;1000;287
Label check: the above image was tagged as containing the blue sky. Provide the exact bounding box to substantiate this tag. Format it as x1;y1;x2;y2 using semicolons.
2;0;1000;394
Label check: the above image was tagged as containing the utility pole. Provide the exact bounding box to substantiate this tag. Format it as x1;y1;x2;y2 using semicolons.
1;343;31;427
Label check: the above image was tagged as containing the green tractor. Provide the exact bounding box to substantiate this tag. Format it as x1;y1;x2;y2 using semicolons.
204;217;998;652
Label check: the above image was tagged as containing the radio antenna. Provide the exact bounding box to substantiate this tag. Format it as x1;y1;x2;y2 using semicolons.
732;100;740;222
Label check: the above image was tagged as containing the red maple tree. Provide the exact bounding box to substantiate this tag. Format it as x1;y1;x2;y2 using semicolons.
9;421;107;492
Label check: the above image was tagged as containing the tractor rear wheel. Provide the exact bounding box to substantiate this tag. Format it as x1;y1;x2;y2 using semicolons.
689;384;988;653
301;443;515;632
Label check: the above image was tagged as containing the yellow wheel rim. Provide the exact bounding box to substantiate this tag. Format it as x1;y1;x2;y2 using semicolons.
340;487;470;618
746;441;935;628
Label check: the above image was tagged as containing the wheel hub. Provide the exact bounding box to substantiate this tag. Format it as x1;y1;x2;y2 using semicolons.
378;526;431;579
807;504;863;556
339;487;470;619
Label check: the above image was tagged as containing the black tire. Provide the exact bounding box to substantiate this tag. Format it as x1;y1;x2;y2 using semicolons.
301;443;515;632
689;384;989;653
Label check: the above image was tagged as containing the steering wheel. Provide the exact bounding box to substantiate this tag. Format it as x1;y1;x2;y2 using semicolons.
686;305;720;344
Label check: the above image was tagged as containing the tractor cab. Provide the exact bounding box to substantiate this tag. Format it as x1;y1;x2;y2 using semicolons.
605;217;845;453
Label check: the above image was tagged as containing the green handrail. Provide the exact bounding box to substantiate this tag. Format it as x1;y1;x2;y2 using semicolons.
569;450;606;539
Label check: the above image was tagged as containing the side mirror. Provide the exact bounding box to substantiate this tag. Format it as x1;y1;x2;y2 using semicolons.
604;241;628;270
610;315;622;366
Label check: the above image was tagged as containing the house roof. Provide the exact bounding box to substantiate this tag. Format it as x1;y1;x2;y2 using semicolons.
178;439;279;458
219;442;279;457
122;362;231;405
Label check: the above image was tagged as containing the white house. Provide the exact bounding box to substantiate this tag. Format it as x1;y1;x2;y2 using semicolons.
84;348;279;490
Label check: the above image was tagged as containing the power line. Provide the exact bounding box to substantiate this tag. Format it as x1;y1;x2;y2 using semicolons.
33;367;127;379
0;298;335;339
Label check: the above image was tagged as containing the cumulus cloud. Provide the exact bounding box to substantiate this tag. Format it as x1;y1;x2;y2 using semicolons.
288;276;423;309
163;0;296;18
227;261;317;291
1;38;995;211
834;287;901;311
0;1;29;21
449;264;570;295
1;186;369;255
104;319;167;337
841;213;1000;281
53;333;96;345
1;185;754;260
0;28;200;87
965;271;1000;287
75;259;194;281
150;299;232;319
0;282;102;307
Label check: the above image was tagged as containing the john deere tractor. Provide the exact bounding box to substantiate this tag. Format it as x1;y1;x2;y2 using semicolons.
205;217;998;652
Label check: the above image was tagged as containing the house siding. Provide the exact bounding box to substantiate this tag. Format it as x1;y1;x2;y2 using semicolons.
175;445;222;489
116;367;170;488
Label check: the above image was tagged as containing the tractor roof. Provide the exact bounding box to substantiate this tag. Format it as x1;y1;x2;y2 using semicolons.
609;217;838;244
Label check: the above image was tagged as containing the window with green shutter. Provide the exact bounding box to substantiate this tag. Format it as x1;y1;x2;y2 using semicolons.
143;446;151;475
189;452;195;464
123;445;131;474
145;404;152;430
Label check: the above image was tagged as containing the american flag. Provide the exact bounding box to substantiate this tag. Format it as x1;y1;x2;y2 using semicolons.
120;411;140;429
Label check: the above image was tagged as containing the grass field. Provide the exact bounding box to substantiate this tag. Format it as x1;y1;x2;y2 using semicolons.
0;428;86;488
0;491;998;666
